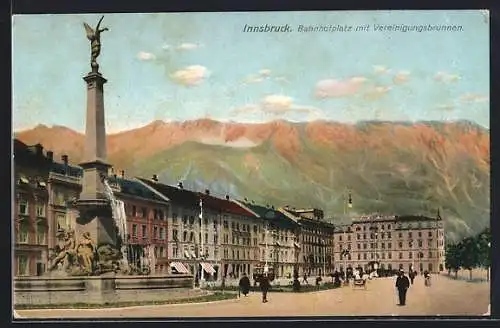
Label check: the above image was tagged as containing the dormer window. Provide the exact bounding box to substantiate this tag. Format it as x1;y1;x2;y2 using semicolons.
37;181;47;188
18;176;29;184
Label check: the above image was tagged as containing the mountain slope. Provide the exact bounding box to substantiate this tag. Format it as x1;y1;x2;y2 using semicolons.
15;119;490;242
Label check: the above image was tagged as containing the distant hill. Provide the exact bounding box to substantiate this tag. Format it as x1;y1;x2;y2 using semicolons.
15;119;490;242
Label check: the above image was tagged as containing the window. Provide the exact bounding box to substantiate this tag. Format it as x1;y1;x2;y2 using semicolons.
159;246;164;257
418;240;423;247
132;206;137;217
205;233;208;244
35;203;46;217
56;214;66;230
189;216;195;225
141;207;147;218
339;235;342;241
388;242;392;249
17;256;29;276
388;232;391;239
183;231;187;242
18;224;29;243
398;232;402;238
172;229;178;241
223;221;229;229
132;224;138;238
36;226;46;244
409;252;413;259
428;251;433;258
428;231;432;237
347;235;351;241
418;231;422;238
363;253;367;260
190;232;194;242
172;213;178;223
357;234;360;240
159;227;165;240
398;242;403;248
381;243;385;249
388;224;391;230
357;254;361;260
141;225;147;239
357;243;361;249
363;234;366;240
388;252;392;259
399;252;403;259
363;243;367;249
18;199;29;215
408;232;413;238
153;226;159;239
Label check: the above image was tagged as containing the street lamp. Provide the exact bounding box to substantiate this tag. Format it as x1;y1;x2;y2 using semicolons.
487;242;491;282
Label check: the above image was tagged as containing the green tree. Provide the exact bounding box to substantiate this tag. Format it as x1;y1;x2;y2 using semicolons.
458;236;480;281
476;228;491;281
445;243;461;278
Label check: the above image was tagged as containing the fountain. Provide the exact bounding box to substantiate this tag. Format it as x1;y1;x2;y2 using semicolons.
13;16;196;307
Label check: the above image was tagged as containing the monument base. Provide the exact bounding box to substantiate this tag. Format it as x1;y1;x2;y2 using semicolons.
14;274;197;306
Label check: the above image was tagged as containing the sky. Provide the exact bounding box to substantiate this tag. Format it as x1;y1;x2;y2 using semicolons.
12;10;490;133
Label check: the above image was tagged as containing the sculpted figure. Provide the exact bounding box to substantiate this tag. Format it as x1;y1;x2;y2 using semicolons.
77;232;96;274
49;230;76;271
83;15;109;72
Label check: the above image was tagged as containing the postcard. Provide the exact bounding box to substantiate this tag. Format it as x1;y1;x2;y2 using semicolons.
12;10;490;319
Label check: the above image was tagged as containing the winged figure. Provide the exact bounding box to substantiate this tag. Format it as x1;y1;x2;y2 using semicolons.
83;15;109;72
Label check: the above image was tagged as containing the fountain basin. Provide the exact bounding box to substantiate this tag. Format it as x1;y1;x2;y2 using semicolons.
14;273;196;306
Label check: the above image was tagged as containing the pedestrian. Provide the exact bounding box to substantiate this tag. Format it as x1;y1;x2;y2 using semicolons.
424;271;432;287
409;270;415;285
395;269;410;306
302;274;309;285
260;273;271;303
239;272;251;297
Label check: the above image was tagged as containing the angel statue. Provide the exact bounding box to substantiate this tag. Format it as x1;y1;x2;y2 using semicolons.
83;15;109;73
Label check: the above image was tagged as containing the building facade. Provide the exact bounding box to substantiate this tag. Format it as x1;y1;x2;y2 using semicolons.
333;214;445;273
13;141;52;276
279;207;335;277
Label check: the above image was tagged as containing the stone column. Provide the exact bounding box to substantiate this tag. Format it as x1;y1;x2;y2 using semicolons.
76;71;116;249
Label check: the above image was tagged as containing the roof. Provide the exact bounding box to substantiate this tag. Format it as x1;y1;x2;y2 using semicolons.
279;207;335;229
13;139;52;168
50;162;83;177
108;176;165;203
137;178;256;216
239;201;298;228
395;215;437;222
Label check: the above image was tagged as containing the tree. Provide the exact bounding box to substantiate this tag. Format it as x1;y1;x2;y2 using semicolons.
476;228;491;281
445;243;461;278
458;236;480;281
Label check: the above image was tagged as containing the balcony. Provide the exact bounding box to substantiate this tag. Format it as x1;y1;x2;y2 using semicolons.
49;172;81;185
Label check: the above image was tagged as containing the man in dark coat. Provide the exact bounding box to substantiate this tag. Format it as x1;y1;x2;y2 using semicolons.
409;270;416;285
260;273;271;303
395;269;411;306
239;273;251;297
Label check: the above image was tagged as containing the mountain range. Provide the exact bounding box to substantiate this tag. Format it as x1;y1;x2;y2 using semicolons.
14;119;490;242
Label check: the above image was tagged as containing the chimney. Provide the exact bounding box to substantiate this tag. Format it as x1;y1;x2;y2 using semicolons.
120;170;125;178
34;144;43;156
205;189;210;195
46;151;54;161
178;182;184;189
244;197;248;202
61;154;68;165
225;195;230;200
152;174;159;182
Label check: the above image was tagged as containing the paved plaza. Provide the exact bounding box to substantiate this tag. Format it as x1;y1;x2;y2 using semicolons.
16;274;489;318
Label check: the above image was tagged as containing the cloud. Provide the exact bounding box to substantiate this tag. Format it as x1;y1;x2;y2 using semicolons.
161;44;171;50
231;94;323;119
275;76;290;83
314;77;368;98
459;93;489;103
373;65;391;75
393;71;411;84
243;68;272;84
436;104;454;111
363;85;391;100
137;51;156;61
170;65;210;87
434;71;461;83
177;43;201;50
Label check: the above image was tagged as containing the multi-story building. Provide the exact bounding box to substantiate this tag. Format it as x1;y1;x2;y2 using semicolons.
235;201;299;279
14;139;171;275
137;177;260;281
333;213;445;273
13;140;52;276
278;207;335;277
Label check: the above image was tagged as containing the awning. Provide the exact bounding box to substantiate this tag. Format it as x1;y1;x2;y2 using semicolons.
184;250;190;258
170;262;189;273
190;251;196;258
201;262;216;274
294;242;301;248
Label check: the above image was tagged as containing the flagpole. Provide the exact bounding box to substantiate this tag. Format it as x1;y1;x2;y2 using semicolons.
199;199;204;282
